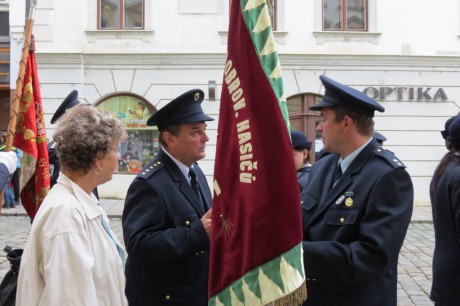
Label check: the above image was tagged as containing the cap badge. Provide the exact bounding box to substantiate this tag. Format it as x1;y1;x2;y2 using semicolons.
194;92;200;101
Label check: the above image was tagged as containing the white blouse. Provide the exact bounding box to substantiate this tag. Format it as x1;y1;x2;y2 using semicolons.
16;174;128;306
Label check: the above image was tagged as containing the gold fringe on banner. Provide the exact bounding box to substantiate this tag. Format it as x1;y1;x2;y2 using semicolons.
271;281;307;306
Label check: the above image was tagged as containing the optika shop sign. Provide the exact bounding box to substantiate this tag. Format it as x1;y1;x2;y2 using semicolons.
363;87;448;101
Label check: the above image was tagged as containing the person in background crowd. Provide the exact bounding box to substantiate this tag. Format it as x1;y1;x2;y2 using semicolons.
0;151;18;192
48;90;99;198
374;131;387;146
315;147;330;161
11;147;22;205
2;174;15;208
16;106;128;306
1;134;22;207
48;90;89;187
301;75;414;306
440;115;457;152
122;89;213;306
291;130;313;194
430;114;460;306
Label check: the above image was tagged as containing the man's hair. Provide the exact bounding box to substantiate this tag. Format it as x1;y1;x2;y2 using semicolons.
158;124;181;147
332;106;374;136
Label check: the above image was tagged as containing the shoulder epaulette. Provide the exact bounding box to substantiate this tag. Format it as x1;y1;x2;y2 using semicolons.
137;161;164;180
373;147;406;168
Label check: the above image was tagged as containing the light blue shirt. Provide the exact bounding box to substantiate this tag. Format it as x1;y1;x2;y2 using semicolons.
162;147;194;185
337;137;373;174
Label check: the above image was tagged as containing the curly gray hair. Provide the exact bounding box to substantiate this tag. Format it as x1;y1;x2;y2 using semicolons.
53;106;127;174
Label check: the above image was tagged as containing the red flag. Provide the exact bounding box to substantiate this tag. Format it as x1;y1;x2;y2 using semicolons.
13;49;50;221
208;0;307;305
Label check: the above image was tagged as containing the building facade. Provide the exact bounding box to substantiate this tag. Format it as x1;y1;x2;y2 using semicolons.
6;0;460;204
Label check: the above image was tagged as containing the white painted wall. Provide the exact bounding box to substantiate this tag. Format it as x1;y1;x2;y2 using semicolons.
9;0;460;203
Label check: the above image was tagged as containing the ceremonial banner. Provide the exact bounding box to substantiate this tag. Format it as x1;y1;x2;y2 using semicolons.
13;49;50;221
209;0;307;305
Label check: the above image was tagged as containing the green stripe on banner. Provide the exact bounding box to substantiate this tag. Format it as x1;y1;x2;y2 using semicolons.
209;243;305;306
241;0;290;130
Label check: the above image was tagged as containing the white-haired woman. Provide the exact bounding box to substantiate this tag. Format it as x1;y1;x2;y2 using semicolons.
17;106;128;306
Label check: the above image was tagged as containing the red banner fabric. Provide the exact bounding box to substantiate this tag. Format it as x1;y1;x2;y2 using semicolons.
208;0;303;300
13;50;50;221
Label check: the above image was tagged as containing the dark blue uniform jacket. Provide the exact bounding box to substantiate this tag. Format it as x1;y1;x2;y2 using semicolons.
123;150;212;306
301;140;413;306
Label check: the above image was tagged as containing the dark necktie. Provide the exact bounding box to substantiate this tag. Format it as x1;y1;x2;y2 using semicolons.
189;167;205;210
332;163;342;186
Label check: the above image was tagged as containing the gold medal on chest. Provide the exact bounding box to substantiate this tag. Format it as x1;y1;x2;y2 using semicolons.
344;191;354;207
345;197;353;207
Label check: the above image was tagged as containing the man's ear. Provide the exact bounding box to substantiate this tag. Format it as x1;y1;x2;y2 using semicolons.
163;131;175;148
343;115;353;128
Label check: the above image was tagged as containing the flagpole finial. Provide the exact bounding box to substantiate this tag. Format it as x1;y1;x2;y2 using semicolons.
28;0;36;21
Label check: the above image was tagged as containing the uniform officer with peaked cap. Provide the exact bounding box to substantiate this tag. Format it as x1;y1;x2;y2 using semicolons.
291;130;313;193
48;90;90;187
301;75;414;306
122;89;214;306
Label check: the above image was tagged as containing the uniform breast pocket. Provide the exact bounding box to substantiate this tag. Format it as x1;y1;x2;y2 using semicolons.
325;210;359;226
173;212;199;228
301;194;318;212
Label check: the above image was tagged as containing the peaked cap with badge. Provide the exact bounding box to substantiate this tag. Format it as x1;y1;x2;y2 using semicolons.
50;90;90;124
310;75;385;118
291;130;312;151
147;89;214;130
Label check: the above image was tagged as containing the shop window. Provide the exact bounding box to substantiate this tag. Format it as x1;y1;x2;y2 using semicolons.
96;94;158;173
287;93;323;163
323;0;367;31
98;0;144;30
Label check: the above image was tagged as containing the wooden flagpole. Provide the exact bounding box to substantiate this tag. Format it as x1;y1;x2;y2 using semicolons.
1;1;36;212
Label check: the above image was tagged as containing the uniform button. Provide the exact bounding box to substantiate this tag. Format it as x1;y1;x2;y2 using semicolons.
196;252;200;255
201;250;204;253
185;220;190;226
165;295;171;300
340;218;345;223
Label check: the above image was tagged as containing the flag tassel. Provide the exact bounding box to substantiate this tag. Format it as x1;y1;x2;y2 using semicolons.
272;281;307;306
